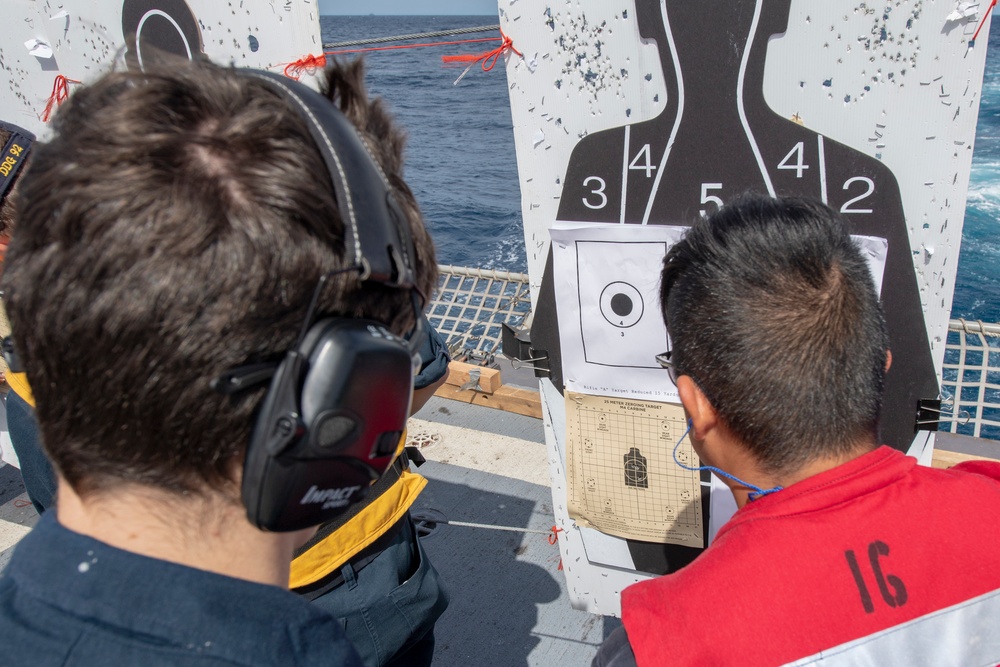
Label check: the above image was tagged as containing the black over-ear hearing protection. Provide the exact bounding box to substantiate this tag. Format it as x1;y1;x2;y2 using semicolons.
221;69;425;532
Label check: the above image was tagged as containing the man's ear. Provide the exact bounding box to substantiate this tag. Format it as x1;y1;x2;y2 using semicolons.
885;349;892;374
676;375;718;441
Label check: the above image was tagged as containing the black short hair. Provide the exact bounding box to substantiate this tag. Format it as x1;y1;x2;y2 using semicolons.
2;58;436;497
660;193;888;473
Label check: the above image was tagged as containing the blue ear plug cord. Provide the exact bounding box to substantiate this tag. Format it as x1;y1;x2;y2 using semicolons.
672;420;782;501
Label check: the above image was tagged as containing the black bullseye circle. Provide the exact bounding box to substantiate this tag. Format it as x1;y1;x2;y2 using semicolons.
610;292;634;317
600;281;644;328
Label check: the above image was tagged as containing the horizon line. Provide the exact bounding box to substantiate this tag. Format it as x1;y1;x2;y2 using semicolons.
320;13;497;16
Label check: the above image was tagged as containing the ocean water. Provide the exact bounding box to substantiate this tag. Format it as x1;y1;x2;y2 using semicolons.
955;25;1000;324
321;15;1000;323
320;16;525;273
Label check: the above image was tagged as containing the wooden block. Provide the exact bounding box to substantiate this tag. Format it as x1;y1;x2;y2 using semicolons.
442;361;502;395
434;383;543;420
470;386;543;419
931;448;1000;469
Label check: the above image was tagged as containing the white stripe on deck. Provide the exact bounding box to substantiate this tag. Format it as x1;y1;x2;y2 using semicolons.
0;512;32;550
0;488;39;571
407;418;550;488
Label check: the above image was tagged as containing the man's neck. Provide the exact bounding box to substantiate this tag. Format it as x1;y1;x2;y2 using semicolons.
723;442;879;508
55;478;308;588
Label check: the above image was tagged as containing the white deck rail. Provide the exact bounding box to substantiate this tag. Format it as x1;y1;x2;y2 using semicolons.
428;266;1000;442
427;265;532;363
942;319;1000;440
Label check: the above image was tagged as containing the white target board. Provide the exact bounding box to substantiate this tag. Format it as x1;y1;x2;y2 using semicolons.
1;0;327;139
501;0;993;614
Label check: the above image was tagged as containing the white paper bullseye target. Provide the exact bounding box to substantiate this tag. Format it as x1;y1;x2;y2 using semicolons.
600;282;644;329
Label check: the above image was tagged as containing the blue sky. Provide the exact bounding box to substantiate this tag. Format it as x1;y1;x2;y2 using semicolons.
319;1;497;15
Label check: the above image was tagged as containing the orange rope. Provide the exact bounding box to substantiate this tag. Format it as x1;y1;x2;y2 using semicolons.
283;29;520;82
441;28;521;72
548;525;564;570
283;53;328;80
972;0;997;45
282;38;497;80
41;75;81;122
282;30;520;82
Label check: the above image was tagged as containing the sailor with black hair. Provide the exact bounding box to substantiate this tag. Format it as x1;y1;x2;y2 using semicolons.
595;194;1000;667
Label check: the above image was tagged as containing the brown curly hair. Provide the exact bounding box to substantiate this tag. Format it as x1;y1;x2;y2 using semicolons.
2;58;436;498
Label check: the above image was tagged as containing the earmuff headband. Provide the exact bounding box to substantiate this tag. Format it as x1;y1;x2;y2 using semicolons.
241;70;417;288
233;68;425;531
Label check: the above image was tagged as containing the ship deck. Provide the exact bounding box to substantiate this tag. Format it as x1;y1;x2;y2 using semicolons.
0;387;997;665
0;390;619;666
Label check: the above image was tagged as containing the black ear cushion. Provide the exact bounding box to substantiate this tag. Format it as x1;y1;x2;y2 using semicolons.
241;318;414;532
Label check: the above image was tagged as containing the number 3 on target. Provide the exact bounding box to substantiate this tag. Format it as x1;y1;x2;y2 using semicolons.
582;176;607;210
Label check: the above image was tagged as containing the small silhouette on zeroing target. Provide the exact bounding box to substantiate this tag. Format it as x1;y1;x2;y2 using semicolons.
624;447;649;488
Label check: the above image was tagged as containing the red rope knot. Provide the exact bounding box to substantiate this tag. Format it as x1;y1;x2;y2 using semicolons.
479;29;521;72
42;75;81;122
283;53;327;81
547;524;563;545
442;28;522;76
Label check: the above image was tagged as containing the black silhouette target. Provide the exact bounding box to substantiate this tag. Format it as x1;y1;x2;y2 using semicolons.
534;0;939;457
600;282;644;328
122;0;205;72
